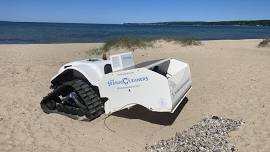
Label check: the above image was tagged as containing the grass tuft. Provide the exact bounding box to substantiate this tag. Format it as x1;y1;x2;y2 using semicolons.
102;37;153;52
174;39;202;46
86;37;202;56
181;39;202;46
258;39;270;47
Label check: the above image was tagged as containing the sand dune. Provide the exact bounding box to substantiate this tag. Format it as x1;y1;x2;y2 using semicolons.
0;40;269;152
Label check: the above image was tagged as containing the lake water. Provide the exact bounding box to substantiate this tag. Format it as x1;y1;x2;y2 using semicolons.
0;21;270;44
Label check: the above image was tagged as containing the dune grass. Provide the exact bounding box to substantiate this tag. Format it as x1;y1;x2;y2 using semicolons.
164;38;202;46
176;39;202;46
258;39;270;47
102;37;153;52
87;37;153;56
87;37;202;56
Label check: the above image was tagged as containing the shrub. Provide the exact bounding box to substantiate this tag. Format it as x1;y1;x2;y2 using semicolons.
258;39;270;47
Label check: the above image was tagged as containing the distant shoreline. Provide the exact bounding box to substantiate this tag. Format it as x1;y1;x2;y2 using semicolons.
1;20;270;26
124;20;270;27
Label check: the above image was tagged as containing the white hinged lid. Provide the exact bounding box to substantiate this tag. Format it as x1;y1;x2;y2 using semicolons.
110;52;134;71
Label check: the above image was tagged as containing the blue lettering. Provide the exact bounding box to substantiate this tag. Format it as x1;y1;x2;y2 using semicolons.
107;76;149;87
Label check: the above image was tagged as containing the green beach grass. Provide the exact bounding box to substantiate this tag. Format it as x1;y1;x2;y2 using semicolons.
87;37;202;55
258;39;270;47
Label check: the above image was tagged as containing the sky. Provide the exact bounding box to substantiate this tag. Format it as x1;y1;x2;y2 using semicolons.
1;0;270;24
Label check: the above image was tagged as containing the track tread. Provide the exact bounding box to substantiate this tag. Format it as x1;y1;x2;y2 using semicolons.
41;79;104;121
65;79;104;120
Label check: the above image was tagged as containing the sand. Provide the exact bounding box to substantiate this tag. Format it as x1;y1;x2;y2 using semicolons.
0;40;269;152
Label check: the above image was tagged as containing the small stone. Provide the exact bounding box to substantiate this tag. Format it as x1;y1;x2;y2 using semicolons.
199;146;206;151
212;116;219;120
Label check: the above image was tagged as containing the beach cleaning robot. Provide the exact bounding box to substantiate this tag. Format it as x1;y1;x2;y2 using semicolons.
41;52;192;120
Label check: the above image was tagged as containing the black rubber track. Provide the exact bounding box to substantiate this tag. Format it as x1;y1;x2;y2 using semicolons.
41;79;104;120
64;79;105;120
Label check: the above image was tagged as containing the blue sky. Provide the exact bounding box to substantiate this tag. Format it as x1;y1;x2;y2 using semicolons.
1;0;270;24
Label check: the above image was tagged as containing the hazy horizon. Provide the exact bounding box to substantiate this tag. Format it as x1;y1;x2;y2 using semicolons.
1;19;270;25
1;0;270;24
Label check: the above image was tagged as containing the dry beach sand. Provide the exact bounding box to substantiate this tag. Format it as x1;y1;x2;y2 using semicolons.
0;39;269;152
